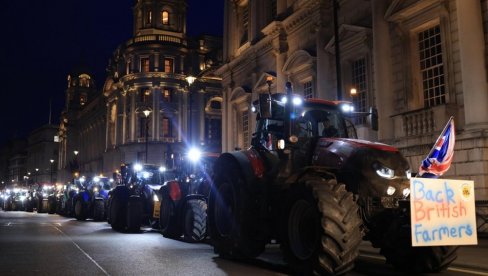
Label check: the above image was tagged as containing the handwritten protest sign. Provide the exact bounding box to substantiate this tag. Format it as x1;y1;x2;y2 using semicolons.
410;178;477;246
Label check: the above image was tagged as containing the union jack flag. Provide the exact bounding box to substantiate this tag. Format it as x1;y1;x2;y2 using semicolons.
418;117;455;178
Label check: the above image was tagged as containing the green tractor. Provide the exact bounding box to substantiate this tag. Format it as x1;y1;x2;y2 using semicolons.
208;83;458;275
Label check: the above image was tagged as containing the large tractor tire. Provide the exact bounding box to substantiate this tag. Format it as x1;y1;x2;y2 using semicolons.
208;162;265;258
109;187;129;231
126;196;143;233
93;199;105;221
380;217;458;273
74;198;87;221
47;196;57;214
159;192;181;239
281;177;363;275
38;200;48;213
183;199;207;243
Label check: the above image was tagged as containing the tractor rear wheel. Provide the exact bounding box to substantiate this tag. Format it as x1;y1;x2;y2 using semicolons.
183;199;207;242
159;192;181;239
74;198;87;220
281;177;363;275
93;199;105;221
208;163;264;258
126;196;142;233
380;217;458;273
110;188;128;231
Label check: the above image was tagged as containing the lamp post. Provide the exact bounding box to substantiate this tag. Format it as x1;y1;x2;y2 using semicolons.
50;159;54;185
35;168;39;184
185;75;197;146
143;108;152;163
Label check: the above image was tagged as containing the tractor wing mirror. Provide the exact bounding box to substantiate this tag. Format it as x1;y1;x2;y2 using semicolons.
259;93;272;119
370;106;378;131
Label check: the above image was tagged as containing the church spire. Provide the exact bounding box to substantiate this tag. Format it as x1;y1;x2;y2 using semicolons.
133;0;187;37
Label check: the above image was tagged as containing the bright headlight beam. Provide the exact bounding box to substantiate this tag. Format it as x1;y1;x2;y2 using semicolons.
134;163;143;171
188;147;202;163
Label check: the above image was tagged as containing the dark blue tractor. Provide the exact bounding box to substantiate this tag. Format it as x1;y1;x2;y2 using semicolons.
159;148;218;242
55;182;79;217
74;176;113;221
36;184;56;213
108;163;177;232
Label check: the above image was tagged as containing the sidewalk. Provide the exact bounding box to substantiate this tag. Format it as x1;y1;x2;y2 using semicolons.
359;237;488;271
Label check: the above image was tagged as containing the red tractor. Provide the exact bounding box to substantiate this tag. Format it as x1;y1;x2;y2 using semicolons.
208;84;458;275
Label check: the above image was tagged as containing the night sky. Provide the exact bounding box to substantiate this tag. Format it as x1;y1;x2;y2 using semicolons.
0;0;223;145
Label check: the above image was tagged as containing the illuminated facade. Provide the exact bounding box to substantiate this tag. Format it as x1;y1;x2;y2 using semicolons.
219;0;488;200
101;0;222;174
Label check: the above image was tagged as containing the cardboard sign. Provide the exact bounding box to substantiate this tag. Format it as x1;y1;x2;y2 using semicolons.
410;178;477;246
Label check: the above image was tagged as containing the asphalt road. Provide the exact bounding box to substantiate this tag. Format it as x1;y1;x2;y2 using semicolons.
0;211;486;276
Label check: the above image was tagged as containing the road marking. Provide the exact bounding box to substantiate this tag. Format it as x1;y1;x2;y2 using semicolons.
448;267;488;276
361;253;488;276
53;225;110;276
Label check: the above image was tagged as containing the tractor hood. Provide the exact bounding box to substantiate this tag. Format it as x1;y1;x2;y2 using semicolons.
312;137;411;198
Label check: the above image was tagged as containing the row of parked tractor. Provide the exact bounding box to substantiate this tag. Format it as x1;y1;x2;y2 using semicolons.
0;147;217;243
1;89;462;275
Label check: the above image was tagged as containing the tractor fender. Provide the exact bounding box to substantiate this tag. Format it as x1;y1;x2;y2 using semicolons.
216;149;264;188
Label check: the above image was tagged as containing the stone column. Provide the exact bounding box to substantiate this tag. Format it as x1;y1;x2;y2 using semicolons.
372;0;394;141
456;0;488;129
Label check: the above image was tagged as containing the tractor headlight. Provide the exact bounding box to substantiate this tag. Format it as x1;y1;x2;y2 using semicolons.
159;166;166;172
402;188;411;198
93;187;99;193
341;103;354;113
153;194;159;202
386;186;396;196
42;193;48;198
188;147;202;163
373;162;395;179
134;163;143;172
19;196;26;201
406;169;412;179
277;139;286;150
93;177;100;183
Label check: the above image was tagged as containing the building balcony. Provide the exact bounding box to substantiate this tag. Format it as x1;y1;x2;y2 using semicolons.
126;34;187;48
391;104;457;138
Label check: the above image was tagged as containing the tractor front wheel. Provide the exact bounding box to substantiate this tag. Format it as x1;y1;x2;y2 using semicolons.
281;177;363;275
159;192;181;239
380;217;458;273
126;196;142;233
93;199;105;221
183;199;207;242
74;198;87;221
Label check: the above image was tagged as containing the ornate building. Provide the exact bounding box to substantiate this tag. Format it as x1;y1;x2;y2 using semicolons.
218;0;488;200
102;0;222;173
58;67;100;182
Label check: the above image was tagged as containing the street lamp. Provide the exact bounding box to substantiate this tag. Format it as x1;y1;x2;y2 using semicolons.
142;108;152;163
35;168;39;184
50;159;54;185
185;75;197;146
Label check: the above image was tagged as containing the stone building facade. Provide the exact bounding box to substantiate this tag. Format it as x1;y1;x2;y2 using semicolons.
102;0;223;174
57;0;223;182
218;0;488;200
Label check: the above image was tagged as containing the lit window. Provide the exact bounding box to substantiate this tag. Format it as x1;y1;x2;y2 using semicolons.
162;117;171;137
162;11;169;25
146;10;152;25
352;58;367;124
80;95;87;106
303;81;313;99
141;89;151;102
164;58;173;73
162;88;172;102
141;57;150;72
418;25;445;107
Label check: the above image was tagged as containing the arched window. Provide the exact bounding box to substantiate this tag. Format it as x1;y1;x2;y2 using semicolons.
161;10;169;25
